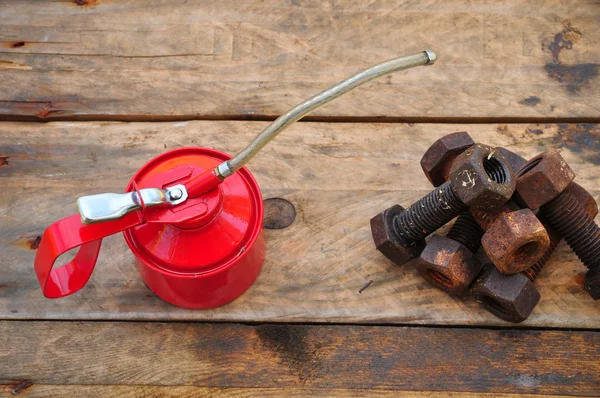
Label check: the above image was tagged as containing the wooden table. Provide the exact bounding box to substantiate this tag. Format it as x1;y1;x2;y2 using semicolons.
1;1;599;396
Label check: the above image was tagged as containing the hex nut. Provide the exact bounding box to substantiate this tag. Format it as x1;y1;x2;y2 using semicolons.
370;205;425;266
450;144;516;211
420;132;475;187
472;265;540;323
481;209;550;274
515;151;575;210
416;235;483;296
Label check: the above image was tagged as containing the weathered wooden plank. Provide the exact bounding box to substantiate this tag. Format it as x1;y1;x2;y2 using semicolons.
1;121;599;327
0;0;599;121
0;385;581;398
1;322;599;395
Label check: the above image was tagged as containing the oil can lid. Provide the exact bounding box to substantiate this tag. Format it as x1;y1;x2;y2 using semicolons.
123;147;263;275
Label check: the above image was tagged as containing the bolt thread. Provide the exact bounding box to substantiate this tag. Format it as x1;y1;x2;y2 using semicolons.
483;156;509;185
394;181;467;242
542;188;600;270
446;212;484;253
522;236;560;282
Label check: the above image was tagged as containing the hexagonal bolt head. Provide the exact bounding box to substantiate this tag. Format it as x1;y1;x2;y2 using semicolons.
585;267;600;300
515;151;575;210
450;144;516;211
416;235;483;296
370;205;426;266
472;265;541;323
481;208;550;274
420;132;475;187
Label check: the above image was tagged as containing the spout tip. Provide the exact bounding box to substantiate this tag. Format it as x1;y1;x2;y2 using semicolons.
423;50;437;65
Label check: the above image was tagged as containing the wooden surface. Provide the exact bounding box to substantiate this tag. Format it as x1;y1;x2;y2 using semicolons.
1;0;599;121
2;1;600;396
1;121;599;328
2;322;600;396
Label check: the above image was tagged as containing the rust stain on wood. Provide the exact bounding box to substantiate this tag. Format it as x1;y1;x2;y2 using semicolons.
28;236;42;250
546;22;582;62
519;96;541;107
256;325;322;381
74;0;98;6
554;123;600;164
525;127;544;136
545;63;600;94
0;156;8;166
10;379;33;395
544;21;599;94
13;235;42;251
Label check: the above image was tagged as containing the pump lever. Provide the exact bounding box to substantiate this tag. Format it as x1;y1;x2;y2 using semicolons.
77;184;188;224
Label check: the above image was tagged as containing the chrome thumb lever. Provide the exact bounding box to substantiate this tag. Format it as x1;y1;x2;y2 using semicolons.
77;185;188;224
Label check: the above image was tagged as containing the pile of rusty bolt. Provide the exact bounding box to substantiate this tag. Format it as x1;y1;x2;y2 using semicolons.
370;132;600;323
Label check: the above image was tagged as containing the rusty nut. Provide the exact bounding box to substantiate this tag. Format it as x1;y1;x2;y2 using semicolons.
450;144;516;211
472;264;540;323
420;132;475;187
370;205;425;266
515;151;575;210
416;235;483;296
481;208;550;274
584;267;600;300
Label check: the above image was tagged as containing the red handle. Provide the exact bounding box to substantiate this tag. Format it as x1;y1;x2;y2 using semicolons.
34;212;144;298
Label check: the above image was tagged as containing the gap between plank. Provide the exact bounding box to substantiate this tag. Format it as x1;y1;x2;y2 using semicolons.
1;114;600;124
3;318;600;333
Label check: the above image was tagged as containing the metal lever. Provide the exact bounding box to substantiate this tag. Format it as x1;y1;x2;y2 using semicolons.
213;50;437;179
77;184;188;224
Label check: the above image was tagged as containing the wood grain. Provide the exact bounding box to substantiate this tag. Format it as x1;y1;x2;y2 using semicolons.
1;121;599;327
0;0;599;121
0;385;582;398
1;321;600;395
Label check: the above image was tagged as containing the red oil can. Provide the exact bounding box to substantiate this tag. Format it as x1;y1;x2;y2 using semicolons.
33;51;436;308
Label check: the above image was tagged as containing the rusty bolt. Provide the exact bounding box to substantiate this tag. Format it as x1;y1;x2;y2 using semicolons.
518;152;600;299
372;144;515;266
472;207;550;274
472;264;541;323
416;134;483;294
416;213;484;296
370;205;425;265
420;132;475;187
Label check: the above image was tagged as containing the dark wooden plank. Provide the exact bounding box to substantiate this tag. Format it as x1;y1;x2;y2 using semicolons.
0;0;599;121
1;121;600;327
1;321;599;395
0;384;577;397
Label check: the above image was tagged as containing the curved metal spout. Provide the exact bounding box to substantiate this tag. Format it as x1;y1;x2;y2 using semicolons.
214;50;437;179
